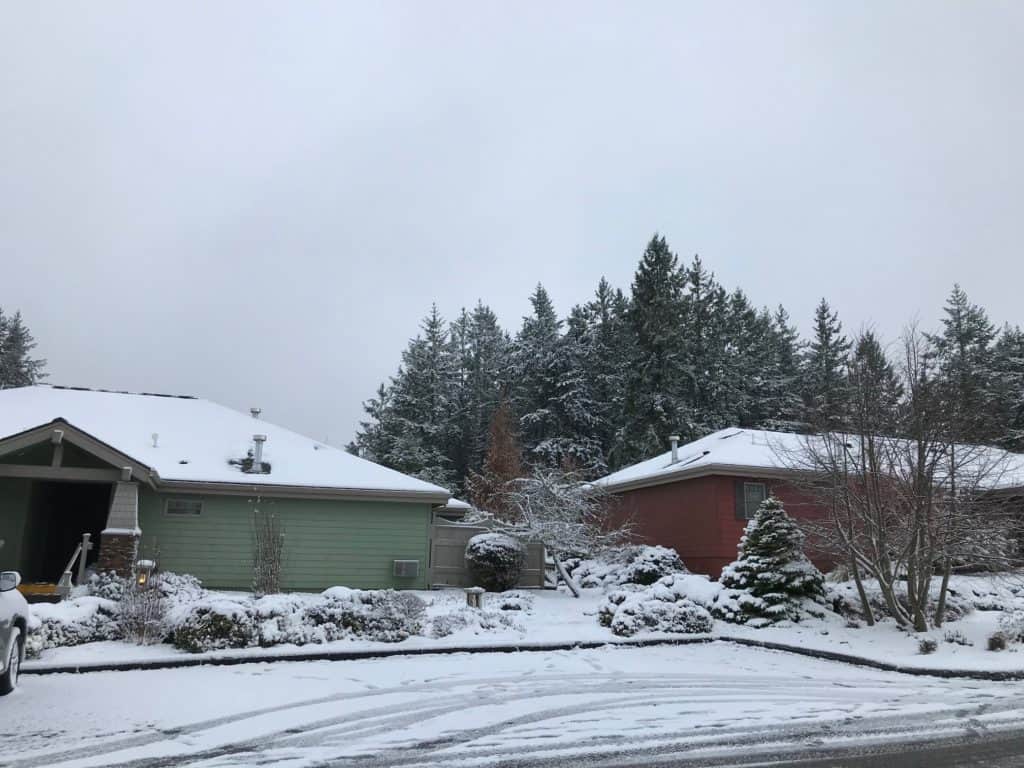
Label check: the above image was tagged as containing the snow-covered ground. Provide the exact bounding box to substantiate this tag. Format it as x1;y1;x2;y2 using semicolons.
8;643;1024;768
25;582;1024;674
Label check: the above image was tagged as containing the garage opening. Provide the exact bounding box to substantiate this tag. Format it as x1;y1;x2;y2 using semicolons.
20;481;112;583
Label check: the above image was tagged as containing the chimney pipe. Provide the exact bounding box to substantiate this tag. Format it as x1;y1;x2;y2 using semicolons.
250;407;262;419
252;434;267;473
669;435;680;464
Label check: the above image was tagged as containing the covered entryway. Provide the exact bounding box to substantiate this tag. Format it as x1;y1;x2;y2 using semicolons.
19;481;112;583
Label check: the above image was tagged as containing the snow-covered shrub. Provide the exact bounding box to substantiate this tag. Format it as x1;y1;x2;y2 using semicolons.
712;497;826;627
598;573;715;637
989;632;1008;651
465;533;525;592
25;597;121;657
496;591;534;612
86;571;129;601
826;579;973;624
427;607;523;638
944;629;971;646
918;637;938;655
307;588;426;643
172;600;257;653
567;546;688;589
253;594;318;647
998;610;1024;643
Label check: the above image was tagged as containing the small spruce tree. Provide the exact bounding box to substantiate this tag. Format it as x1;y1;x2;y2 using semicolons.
716;497;825;625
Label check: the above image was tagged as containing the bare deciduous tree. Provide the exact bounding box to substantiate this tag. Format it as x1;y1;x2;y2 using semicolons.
786;327;1019;631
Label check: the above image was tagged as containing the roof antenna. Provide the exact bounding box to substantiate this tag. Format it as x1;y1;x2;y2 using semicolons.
152;433;159;448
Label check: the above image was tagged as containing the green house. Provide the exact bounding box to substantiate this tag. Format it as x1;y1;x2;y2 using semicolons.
0;386;450;591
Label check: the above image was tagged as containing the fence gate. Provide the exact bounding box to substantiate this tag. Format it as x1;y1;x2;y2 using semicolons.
429;524;546;589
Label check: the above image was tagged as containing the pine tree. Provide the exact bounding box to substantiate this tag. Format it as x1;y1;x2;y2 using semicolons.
926;285;998;443
992;325;1024;451
0;309;47;388
759;306;804;431
620;235;688;464
847;331;902;435
680;257;730;435
448;303;511;491
801;299;851;430
716;497;826;625
512;285;563;461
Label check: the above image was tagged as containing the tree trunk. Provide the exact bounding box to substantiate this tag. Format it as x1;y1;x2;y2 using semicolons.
934;558;952;628
851;558;875;626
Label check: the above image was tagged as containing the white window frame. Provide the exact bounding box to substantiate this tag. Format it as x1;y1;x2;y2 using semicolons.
742;482;767;519
165;498;203;517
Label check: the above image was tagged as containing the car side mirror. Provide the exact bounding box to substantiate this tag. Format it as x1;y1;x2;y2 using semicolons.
0;572;21;592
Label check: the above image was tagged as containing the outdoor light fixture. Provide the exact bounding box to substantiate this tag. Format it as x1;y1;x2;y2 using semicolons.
134;559;156;589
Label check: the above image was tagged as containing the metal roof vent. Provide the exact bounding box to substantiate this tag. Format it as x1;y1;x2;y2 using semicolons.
250;407;262;419
250;434;268;473
669;435;680;464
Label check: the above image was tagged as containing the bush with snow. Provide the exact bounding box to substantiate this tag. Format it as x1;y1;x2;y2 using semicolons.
427;607;523;638
465;533;526;592
567;545;689;589
25;597;122;657
826;579;973;624
712;497;826;627
598;573;716;637
172;600;258;653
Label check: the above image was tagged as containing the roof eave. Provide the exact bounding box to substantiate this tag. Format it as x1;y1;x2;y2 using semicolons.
154;478;450;503
601;462;808;494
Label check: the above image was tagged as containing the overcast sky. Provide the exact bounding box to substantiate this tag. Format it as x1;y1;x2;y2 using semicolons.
2;2;1022;445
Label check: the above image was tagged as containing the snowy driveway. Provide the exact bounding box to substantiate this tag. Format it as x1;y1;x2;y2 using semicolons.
3;643;1024;767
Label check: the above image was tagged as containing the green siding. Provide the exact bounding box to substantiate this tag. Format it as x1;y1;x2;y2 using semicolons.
0;478;32;572
137;488;431;591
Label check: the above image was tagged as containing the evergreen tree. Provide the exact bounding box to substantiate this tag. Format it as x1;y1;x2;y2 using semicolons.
759;306;805;431
680;257;730;435
467;396;523;519
512;285;563;461
926;285;998;443
801;299;851;430
847;331;902;435
620;235;688;464
0;309;47;388
448;303;511;491
992;325;1024;451
716;497;826;625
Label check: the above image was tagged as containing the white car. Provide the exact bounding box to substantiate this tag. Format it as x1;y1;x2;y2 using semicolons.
0;571;28;695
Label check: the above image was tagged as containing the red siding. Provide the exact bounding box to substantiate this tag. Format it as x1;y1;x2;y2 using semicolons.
613;474;831;578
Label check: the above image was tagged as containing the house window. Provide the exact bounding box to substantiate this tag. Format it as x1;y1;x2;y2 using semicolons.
742;482;767;519
165;499;203;516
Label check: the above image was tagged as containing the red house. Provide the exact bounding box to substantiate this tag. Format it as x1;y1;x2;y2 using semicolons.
596;429;830;577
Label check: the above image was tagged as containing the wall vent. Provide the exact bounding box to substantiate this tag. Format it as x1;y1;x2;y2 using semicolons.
393;560;420;578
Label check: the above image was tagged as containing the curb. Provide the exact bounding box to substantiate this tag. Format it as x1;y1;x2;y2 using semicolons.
22;635;1024;681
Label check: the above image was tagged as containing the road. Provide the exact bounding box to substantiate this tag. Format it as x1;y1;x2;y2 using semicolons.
4;643;1024;767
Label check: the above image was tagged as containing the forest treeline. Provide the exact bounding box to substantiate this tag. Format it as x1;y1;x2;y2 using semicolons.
350;235;1024;495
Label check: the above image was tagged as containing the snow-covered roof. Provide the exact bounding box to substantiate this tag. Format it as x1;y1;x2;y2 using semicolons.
441;498;473;511
595;428;1024;493
595;429;802;492
0;386;449;500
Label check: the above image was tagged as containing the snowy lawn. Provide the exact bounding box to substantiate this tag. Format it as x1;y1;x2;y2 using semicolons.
8;643;1024;768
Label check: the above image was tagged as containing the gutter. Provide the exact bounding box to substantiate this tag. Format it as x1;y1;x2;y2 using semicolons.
600;462;809;494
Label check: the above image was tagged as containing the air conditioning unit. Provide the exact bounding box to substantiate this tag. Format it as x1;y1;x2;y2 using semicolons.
393;559;420;578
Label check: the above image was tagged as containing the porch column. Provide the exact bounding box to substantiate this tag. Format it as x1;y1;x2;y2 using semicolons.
96;480;140;576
